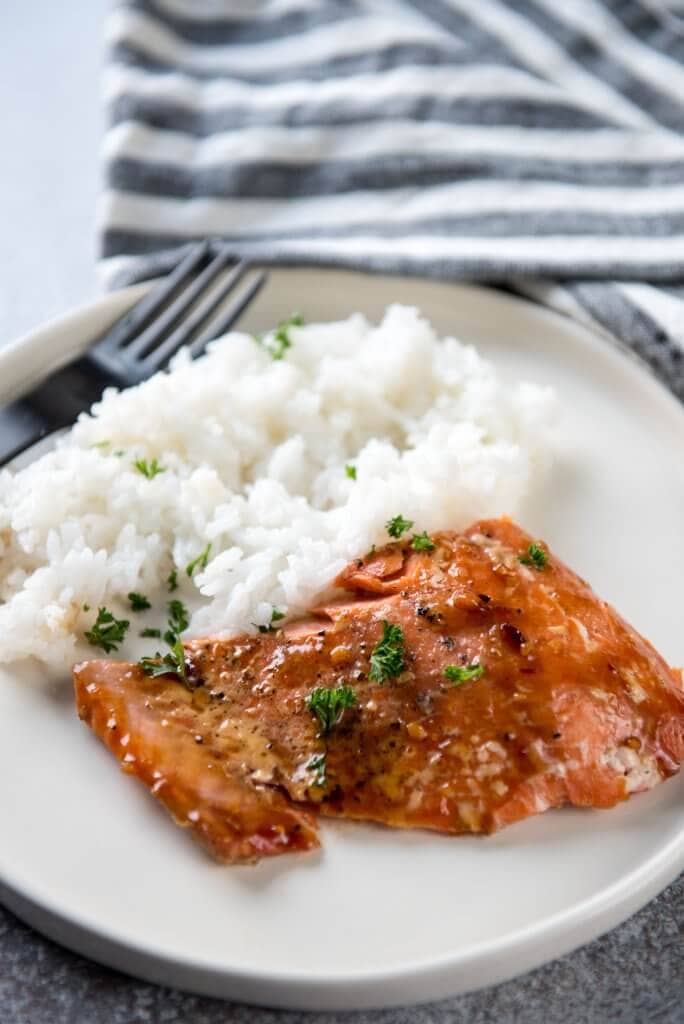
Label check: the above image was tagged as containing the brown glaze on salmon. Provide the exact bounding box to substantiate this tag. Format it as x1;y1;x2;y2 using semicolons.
74;518;684;863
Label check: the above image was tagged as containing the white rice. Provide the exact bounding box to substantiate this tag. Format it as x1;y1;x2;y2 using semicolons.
0;305;555;670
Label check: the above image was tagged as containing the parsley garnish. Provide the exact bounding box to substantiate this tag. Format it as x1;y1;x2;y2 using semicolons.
186;542;212;578
128;591;151;612
256;608;285;634
411;531;435;553
307;685;357;735
386;514;414;539
84;607;130;653
164;598;189;645
519;542;548;571
139;637;187;684
345;464;357;480
369;620;405;683
444;662;484;685
90;440;110;449
140;627;162;639
134;457;166;480
263;313;303;360
114;450;126;457
167;568;178;592
306;752;327;787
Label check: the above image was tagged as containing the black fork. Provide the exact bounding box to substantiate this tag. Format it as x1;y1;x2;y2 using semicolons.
0;243;266;467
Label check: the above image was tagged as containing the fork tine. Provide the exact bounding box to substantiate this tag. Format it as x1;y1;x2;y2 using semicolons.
142;258;250;371
186;270;268;360
96;241;209;353
126;247;238;361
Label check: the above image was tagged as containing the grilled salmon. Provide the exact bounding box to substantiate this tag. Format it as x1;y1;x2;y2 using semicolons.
74;518;684;863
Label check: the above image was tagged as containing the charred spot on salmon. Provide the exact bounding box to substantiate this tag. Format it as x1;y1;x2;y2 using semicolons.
368;621;406;683
478;593;491;604
307;685;358;735
501;623;526;649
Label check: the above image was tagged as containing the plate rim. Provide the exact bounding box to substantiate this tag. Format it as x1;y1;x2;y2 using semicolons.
1;268;683;1009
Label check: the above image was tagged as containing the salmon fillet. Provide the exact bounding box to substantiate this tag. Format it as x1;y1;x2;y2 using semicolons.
74;518;684;863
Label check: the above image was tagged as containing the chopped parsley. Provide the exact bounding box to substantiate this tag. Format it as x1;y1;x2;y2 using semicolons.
114;450;126;457
444;663;484;685
386;514;414;539
134;457;166;480
257;608;285;634
345;464;357;480
411;531;436;553
368;620;405;683
165;599;189;644
167;568;179;592
84;607;130;653
261;313;304;360
186;542;212;578
140;627;162;639
306;752;327;787
127;591;151;612
139;637;187;684
307;685;357;735
519;542;548;571
82;603;90;612
90;440;110;449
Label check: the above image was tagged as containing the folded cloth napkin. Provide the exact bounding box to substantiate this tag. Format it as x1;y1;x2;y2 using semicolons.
101;0;684;397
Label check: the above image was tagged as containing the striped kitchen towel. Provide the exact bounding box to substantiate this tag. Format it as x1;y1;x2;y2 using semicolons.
101;0;684;397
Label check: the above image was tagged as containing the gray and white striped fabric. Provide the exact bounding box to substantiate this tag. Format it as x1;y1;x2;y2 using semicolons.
102;0;684;398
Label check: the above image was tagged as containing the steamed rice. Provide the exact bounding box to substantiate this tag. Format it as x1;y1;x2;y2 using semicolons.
0;305;555;670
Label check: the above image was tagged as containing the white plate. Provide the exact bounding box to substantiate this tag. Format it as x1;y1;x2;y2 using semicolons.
1;270;683;1011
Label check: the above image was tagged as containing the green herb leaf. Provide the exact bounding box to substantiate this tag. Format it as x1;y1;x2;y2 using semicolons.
140;627;162;639
186;542;212;578
411;531;436;553
82;603;90;612
134;457;166;480
345;464;357;480
519;542;548;571
114;450;126;458
306;752;327;787
307;685;357;735
369;620;406;683
139;637;187;683
167;598;189;636
385;514;414;539
167;568;178;592
84;607;130;653
256;607;285;634
90;440;110;449
263;313;304;360
127;591;151;612
444;662;484;685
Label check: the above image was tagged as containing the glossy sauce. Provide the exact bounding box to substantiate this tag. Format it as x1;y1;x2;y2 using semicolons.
74;518;684;863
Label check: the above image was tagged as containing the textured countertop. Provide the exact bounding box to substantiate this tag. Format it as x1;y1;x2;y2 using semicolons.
0;6;682;1023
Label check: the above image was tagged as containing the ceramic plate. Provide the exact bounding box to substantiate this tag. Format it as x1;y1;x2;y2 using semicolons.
1;270;683;1011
